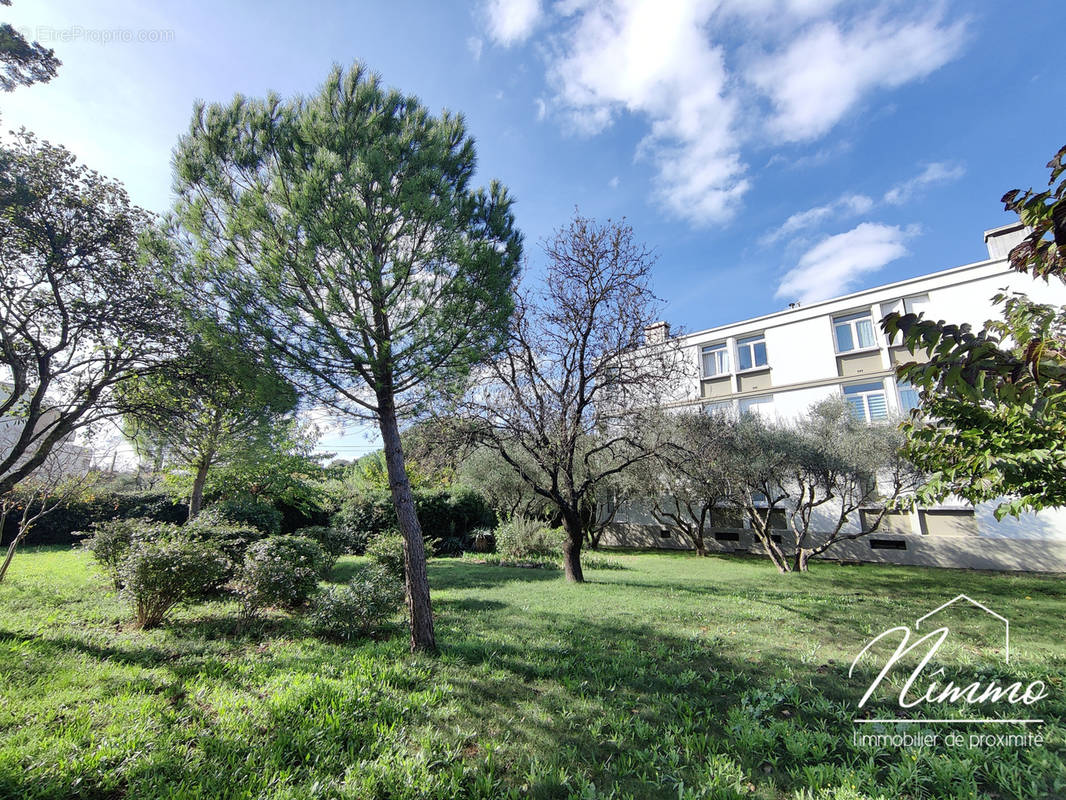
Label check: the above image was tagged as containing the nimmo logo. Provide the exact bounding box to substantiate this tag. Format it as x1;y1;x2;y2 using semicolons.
848;595;1047;730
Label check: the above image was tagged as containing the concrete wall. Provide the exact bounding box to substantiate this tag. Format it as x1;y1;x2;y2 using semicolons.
602;507;1066;572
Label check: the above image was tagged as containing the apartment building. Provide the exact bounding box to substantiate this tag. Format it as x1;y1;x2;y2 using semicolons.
604;222;1066;571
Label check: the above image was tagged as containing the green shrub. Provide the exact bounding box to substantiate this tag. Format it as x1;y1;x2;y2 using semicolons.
119;539;231;628
294;526;348;574
184;510;265;572
237;535;324;612
364;530;407;583
495;517;564;562
364;530;436;583
83;519;181;588
309;568;403;641
208;497;283;536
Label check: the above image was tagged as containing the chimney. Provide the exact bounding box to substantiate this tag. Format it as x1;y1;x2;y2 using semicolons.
644;320;670;344
983;221;1028;260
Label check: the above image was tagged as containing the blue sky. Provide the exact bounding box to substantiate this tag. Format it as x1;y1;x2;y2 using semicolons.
4;0;1064;459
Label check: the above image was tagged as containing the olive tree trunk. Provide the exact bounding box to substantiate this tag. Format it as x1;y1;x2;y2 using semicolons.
561;508;585;583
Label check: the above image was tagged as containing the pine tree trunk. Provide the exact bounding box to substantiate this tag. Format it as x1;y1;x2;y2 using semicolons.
188;460;210;521
561;510;585;583
378;395;437;654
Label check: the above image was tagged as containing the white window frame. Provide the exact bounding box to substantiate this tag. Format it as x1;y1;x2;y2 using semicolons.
703;400;734;416
738;395;772;417
701;342;730;377
897;379;920;414
843;381;888;423
833;311;877;353
735;333;768;372
904;294;930;316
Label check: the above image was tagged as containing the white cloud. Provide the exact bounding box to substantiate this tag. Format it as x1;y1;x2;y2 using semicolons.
483;2;969;227
749;10;968;142
534;97;547;120
608;175;620;189
546;0;747;225
762;193;873;245
485;0;543;45
467;36;484;61
884;161;966;205
775;222;913;303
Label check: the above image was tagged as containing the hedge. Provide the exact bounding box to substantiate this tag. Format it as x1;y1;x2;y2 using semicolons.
0;491;328;548
333;486;495;555
0;491;187;548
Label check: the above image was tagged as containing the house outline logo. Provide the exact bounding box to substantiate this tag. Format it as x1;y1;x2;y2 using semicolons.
914;594;1010;663
847;594;1046;723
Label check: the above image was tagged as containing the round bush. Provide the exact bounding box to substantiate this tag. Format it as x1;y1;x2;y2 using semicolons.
238;535;325;612
495;517;564;562
184;511;264;574
119;539;231;629
294;526;348;574
208;497;283;536
83;519;181;588
309;569;403;641
364;530;407;583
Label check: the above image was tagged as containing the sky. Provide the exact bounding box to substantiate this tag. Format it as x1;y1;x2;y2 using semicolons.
4;0;1064;460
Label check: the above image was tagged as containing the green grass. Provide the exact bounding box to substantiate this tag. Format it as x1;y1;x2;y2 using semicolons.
0;547;1063;799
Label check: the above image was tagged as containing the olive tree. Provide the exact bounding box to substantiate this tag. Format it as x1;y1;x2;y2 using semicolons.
715;400;921;573
628;409;733;557
172;64;522;652
783;398;922;571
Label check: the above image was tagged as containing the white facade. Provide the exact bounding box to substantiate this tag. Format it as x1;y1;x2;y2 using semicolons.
605;223;1066;571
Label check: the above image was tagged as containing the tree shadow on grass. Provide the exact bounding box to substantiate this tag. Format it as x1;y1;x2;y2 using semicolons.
4;559;1065;799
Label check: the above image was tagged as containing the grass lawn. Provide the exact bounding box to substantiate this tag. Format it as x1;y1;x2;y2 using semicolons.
0;547;1063;799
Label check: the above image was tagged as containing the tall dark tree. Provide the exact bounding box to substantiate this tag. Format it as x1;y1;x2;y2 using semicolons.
172;63;522;653
0;1;61;91
460;215;688;582
0;130;180;497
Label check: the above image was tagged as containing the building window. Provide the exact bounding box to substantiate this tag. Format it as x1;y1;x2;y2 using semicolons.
834;311;876;353
844;381;888;423
919;509;978;536
904;294;930;316
704;400;733;416
736;334;768;371
897;380;920;414
702;342;730;377
739;395;772;417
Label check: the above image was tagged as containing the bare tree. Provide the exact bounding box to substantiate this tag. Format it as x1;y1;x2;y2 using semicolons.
0;434;100;583
0;130;180;498
460;215;689;582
